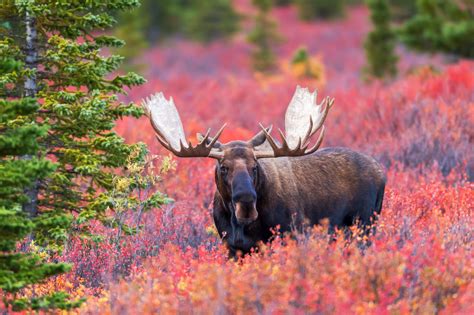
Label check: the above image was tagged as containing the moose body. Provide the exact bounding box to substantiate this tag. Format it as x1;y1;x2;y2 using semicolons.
143;86;387;256
212;146;386;255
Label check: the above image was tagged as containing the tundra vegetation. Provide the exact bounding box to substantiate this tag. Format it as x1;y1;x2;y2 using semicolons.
0;0;473;314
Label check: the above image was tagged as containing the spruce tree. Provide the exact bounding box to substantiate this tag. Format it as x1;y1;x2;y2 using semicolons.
0;1;168;249
248;0;281;72
0;43;79;311
399;0;474;59
183;0;240;43
388;0;417;21
364;0;398;79
295;0;345;21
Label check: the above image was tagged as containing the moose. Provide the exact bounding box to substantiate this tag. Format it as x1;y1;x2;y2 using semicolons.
142;86;386;255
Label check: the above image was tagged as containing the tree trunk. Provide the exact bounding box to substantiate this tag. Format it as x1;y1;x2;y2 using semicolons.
22;10;39;218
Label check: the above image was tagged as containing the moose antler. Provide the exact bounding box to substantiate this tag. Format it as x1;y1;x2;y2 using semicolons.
254;86;334;158
142;92;225;159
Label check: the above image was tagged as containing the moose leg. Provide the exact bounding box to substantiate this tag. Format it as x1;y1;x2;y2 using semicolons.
357;184;385;248
370;184;385;236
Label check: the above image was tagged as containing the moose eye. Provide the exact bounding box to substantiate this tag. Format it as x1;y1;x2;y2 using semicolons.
220;166;228;176
252;166;258;176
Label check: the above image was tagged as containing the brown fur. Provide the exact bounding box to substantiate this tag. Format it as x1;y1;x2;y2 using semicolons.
211;136;386;256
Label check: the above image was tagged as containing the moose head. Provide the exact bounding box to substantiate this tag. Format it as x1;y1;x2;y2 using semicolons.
142;86;334;227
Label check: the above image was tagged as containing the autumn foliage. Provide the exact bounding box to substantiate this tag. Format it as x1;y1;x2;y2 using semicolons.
2;4;473;314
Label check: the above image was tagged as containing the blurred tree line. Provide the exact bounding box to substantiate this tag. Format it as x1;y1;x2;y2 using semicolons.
139;0;240;43
365;0;474;79
117;0;358;46
116;0;473;62
115;0;241;66
274;0;416;21
399;0;474;59
115;0;370;72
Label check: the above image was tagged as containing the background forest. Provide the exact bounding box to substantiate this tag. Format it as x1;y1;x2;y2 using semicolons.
0;0;473;314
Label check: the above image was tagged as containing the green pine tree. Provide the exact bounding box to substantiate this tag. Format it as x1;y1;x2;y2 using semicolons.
0;1;168;250
0;47;80;311
364;0;399;79
248;0;282;72
388;0;417;21
399;0;474;59
295;0;346;21
183;0;240;43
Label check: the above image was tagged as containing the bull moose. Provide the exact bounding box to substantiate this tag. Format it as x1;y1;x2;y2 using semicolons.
142;86;386;255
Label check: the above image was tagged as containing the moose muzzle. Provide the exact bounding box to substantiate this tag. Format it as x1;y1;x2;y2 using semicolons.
234;200;258;225
232;172;258;225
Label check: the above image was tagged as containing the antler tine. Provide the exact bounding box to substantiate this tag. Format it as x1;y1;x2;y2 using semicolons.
301;117;314;147
166;139;186;157
207;124;227;159
310;97;331;136
279;128;306;155
255;123;305;158
304;126;325;155
277;128;291;149
155;134;172;151
259;123;281;153
208;123;227;148
328;96;335;107
199;128;212;145
254;87;334;159
173;125;226;159
143;92;225;159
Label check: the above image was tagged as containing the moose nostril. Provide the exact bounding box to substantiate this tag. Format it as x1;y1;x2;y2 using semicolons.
234;201;258;225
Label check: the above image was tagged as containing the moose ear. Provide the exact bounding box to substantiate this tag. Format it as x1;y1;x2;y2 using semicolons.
249;125;272;147
197;133;223;149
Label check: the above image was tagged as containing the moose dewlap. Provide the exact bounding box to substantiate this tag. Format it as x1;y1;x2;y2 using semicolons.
142;86;386;256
